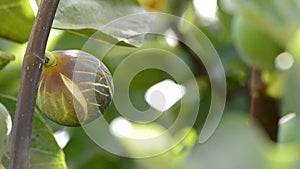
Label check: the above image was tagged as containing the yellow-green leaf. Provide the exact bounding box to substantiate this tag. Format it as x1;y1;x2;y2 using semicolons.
0;0;35;42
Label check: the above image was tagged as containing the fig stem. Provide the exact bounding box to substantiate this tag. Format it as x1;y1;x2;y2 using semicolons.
8;0;60;169
44;51;56;67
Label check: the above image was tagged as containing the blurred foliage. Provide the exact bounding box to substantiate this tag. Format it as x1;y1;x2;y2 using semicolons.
186;114;266;169
0;0;34;43
0;0;300;169
221;0;300;47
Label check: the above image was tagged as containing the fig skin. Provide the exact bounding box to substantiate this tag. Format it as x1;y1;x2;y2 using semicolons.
232;16;283;70
37;50;113;126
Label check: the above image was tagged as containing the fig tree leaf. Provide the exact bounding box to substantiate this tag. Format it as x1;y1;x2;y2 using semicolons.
0;95;67;169
0;0;35;43
220;0;300;46
0;103;11;163
0;51;15;71
50;0;153;47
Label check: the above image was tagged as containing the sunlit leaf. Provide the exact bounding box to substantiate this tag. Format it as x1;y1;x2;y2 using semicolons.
0;0;34;42
48;0;153;47
0;95;67;169
264;143;300;169
115;121;197;169
116;122;172;157
171;128;197;162
0;39;25;96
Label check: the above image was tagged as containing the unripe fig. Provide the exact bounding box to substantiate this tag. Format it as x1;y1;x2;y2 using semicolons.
232;16;283;70
37;50;114;126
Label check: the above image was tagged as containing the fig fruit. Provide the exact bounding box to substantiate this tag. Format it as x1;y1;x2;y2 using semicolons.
232;16;283;70
37;50;114;126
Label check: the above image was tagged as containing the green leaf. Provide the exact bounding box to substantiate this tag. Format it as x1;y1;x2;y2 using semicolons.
0;51;15;71
0;103;11;163
51;0;152;47
0;0;35;43
220;0;300;46
0;95;67;169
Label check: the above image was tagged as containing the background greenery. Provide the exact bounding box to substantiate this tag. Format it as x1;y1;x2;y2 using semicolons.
0;0;300;168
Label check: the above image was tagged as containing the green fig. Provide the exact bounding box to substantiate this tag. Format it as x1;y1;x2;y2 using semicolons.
37;50;114;126
232;16;283;70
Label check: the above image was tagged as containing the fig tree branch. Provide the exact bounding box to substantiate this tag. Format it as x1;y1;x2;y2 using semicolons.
250;67;280;142
8;0;60;169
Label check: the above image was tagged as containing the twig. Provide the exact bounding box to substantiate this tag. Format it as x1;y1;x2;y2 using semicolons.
8;0;60;168
250;67;280;142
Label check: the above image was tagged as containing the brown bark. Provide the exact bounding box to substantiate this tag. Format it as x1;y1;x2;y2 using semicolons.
8;0;60;168
250;67;280;142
